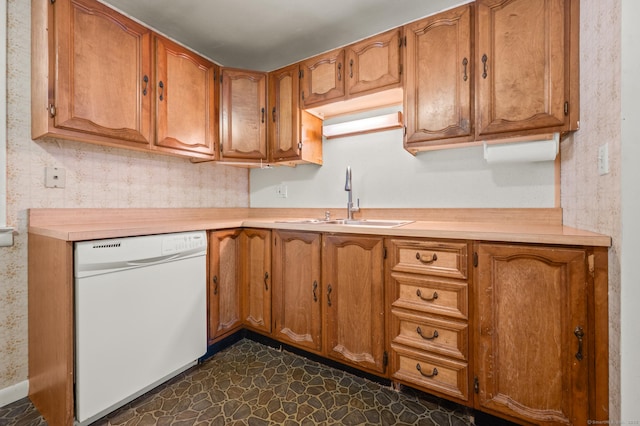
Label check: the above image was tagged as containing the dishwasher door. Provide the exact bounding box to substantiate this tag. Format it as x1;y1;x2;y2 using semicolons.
74;231;207;424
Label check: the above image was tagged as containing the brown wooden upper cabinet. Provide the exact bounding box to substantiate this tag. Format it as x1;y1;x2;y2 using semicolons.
154;36;218;157
300;48;347;109
268;64;323;165
219;68;268;161
475;0;579;139
403;4;474;152
31;0;218;160
346;28;403;98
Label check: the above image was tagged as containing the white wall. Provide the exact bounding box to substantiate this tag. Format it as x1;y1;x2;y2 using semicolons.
251;106;557;209
621;0;640;421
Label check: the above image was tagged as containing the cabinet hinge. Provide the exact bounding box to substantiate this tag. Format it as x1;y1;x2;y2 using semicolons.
564;101;569;116
588;253;595;277
474;376;479;394
403;126;407;137
220;144;223;153
399;64;403;75
383;246;387;260
383;351;388;368
48;104;56;118
299;69;304;79
298;141;303;150
220;74;223;84
473;252;478;267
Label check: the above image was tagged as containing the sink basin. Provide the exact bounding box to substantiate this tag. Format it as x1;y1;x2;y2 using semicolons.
276;218;413;228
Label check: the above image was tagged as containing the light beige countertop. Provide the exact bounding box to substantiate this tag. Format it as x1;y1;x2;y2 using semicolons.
27;207;612;247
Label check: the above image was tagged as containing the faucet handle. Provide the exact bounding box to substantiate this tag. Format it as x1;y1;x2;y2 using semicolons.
324;211;331;220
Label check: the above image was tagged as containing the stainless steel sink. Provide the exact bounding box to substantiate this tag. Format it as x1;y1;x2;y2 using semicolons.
277;218;413;228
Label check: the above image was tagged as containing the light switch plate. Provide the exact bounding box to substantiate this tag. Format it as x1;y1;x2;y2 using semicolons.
45;167;66;188
598;144;609;176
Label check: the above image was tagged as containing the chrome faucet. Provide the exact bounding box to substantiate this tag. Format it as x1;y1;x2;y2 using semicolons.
345;166;360;220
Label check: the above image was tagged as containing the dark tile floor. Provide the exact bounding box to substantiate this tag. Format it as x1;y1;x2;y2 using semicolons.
0;338;514;425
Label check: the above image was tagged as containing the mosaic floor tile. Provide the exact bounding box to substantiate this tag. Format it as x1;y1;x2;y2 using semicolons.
0;338;508;425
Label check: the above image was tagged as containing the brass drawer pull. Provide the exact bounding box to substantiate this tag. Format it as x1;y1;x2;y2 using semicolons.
574;326;584;361
327;284;332;307
312;280;318;302
416;326;439;341
416;289;438;302
416;252;437;264
416;364;438;378
264;272;269;291
212;275;218;295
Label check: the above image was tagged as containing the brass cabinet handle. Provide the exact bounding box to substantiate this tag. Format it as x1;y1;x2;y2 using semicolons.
261;107;265;123
158;81;165;101
337;63;342;81
416;289;438;302
416;252;437;264
142;75;149;96
462;58;468;82
574;326;584;361
416;326;439;341
482;54;488;79
349;59;354;78
264;272;269;291
212;275;218;295
327;284;332;307
312;280;318;302
272;106;276;123
416;364;438;378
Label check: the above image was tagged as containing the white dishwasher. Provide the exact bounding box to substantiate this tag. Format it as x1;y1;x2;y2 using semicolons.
74;231;207;425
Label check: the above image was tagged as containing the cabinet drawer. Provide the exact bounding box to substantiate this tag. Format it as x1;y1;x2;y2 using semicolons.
391;344;469;402
389;239;468;279
391;274;468;320
391;309;467;361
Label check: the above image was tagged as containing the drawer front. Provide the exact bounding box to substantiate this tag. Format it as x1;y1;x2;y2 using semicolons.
389;239;468;279
391;273;468;320
391;344;469;402
391;309;467;361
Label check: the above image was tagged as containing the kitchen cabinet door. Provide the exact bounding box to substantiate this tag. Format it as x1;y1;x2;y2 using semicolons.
209;230;242;343
475;0;579;138
346;28;402;98
403;4;473;152
219;68;268;161
241;229;272;334
154;36;218;157
475;243;589;425
323;234;386;375
271;231;322;353
33;0;153;147
300;48;346;108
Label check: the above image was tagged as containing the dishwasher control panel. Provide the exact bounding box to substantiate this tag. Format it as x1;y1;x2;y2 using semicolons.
161;232;207;255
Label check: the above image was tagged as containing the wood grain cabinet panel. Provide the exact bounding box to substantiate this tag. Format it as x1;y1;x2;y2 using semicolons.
346;28;402;97
475;243;589;425
300;48;346;108
154;36;218;157
220;68;268;161
208;229;243;343
404;3;473;151
268;64;323;165
271;231;323;352
241;229;272;334
323;234;386;375
33;0;153;147
475;0;579;138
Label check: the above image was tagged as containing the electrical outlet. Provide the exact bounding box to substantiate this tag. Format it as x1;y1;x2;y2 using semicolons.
598;144;610;176
45;167;66;188
276;184;288;198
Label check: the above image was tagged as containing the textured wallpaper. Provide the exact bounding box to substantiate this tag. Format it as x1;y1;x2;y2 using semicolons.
0;0;249;390
560;0;622;419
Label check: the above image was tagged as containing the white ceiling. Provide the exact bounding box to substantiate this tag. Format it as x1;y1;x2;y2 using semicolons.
100;0;464;72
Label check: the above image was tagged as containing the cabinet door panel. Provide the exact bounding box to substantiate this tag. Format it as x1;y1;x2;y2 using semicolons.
475;243;588;425
155;36;217;156
301;49;346;108
241;229;271;334
404;4;473;149
269;64;300;162
347;29;402;97
209;230;242;343
476;0;568;137
54;0;152;145
220;68;268;160
323;235;386;374
272;231;322;352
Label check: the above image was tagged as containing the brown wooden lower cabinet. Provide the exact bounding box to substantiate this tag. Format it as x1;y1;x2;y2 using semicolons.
208;229;243;343
240;229;272;334
271;230;323;352
323;234;387;375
